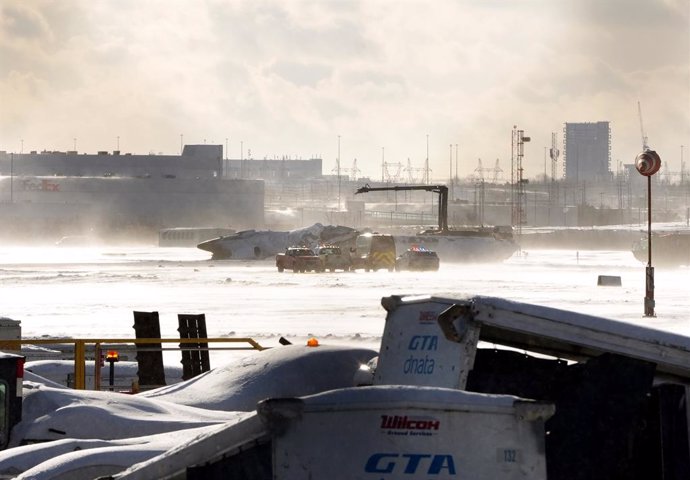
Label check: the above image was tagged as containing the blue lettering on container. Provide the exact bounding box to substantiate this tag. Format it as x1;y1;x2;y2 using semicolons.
404;354;435;374
365;453;397;473
364;453;456;475
408;335;438;351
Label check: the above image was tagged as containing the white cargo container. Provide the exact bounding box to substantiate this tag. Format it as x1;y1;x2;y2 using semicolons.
116;386;553;479
373;297;478;388
265;387;553;480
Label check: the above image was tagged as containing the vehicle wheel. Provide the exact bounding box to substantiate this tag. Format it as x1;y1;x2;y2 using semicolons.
365;268;370;272
278;267;284;272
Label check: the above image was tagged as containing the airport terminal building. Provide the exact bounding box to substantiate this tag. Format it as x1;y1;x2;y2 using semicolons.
0;145;273;242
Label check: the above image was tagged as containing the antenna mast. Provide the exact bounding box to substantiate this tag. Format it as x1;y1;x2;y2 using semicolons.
550;132;560;181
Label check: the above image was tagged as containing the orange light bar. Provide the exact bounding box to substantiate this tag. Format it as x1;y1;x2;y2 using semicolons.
306;338;320;347
106;350;120;362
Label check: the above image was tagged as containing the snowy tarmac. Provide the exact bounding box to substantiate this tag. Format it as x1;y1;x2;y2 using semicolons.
0;244;689;478
0;244;688;366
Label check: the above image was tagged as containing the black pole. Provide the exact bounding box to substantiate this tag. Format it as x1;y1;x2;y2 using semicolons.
644;175;655;317
108;360;115;391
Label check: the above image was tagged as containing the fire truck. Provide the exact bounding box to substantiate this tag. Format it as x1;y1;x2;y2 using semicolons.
350;233;396;272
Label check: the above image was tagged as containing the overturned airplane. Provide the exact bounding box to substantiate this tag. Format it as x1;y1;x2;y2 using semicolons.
196;223;360;260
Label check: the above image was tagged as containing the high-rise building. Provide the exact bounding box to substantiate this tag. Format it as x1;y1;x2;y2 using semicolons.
563;122;611;182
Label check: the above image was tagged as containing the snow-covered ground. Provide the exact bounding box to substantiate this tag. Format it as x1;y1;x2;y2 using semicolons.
2;244;688;344
0;244;688;478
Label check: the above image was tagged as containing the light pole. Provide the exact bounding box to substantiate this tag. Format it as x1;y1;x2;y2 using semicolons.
10;152;13;203
381;147;384;183
425;134;429;184
635;149;661;317
449;144;453;200
681;145;685;184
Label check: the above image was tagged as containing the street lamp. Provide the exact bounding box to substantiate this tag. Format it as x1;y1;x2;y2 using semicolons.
635;149;661;317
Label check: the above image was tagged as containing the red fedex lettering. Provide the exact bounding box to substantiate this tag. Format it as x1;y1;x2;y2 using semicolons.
41;180;60;191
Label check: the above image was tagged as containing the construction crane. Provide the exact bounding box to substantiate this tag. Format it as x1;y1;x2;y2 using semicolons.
638;101;649;150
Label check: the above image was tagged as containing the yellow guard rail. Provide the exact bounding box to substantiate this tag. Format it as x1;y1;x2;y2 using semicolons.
4;337;265;390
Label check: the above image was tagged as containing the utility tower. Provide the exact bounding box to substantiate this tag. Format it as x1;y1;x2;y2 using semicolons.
492;159;503;184
383;161;403;183
422;160;432;184
474;158;486;182
511;127;530;234
474;158;501;183
423;134;431;184
549;132;560;223
350;158;361;181
403;158;425;184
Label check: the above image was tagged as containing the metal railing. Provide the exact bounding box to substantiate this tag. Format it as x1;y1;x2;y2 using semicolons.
5;337;265;390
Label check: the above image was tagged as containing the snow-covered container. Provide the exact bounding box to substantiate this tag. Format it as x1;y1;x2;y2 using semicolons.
262;387;553;479
373;296;478;388
116;386;554;479
372;294;690;478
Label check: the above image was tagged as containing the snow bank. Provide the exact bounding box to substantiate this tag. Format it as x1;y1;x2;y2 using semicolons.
140;344;378;411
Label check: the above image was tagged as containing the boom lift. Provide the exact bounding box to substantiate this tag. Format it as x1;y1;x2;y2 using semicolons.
355;184;449;232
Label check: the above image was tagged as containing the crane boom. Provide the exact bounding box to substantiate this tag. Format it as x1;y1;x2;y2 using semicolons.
638;101;649;150
355;184;449;232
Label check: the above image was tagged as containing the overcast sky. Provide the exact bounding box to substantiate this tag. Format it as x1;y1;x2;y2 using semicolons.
1;0;688;181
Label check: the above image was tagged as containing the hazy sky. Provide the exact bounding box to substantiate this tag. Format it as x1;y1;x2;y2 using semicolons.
1;0;688;181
